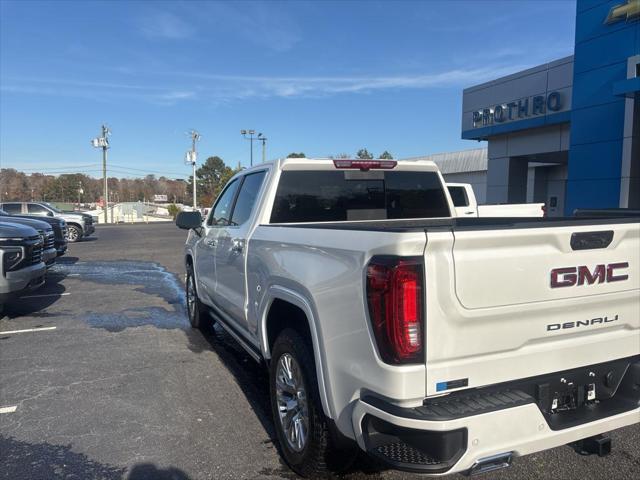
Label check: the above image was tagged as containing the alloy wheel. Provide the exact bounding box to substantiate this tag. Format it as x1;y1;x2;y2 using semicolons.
275;353;309;453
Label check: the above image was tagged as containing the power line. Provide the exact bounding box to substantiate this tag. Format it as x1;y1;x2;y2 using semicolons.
109;164;188;176
4;164;101;171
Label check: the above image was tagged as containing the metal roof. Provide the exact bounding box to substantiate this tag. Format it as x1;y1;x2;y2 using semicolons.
402;147;487;174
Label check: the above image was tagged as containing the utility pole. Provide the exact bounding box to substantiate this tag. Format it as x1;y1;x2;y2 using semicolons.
92;125;110;223
240;129;256;167
77;182;83;211
184;130;201;210
258;133;267;163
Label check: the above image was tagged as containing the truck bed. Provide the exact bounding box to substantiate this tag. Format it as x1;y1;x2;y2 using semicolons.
264;215;640;232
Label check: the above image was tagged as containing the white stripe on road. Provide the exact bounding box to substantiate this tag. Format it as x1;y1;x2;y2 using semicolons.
0;406;17;414
0;326;57;335
20;293;71;299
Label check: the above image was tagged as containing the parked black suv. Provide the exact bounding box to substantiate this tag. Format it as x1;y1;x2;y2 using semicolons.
0;209;68;257
0;222;46;304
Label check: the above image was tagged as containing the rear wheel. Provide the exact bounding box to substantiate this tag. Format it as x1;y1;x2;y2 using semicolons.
185;265;211;330
66;225;82;243
270;328;354;477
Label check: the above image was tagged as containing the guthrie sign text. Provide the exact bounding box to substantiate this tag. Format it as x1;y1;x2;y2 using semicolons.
472;91;563;127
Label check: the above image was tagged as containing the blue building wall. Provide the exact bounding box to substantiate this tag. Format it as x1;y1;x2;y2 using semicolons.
566;0;640;214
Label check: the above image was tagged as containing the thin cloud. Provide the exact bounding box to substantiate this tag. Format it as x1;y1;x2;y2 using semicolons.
138;11;194;40
1;64;533;105
177;1;301;52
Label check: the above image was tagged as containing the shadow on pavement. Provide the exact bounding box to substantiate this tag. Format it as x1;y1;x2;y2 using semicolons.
0;436;125;480
0;256;79;320
127;463;192;480
196;323;388;478
200;323;275;440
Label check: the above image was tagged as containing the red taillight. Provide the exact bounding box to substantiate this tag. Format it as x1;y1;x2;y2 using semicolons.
333;159;397;171
366;257;424;364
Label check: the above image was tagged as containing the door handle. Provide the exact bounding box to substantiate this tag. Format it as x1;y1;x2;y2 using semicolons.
231;239;244;253
205;239;217;247
465;211;475;215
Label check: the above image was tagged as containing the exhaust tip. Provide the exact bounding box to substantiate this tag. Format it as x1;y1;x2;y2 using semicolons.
467;452;513;476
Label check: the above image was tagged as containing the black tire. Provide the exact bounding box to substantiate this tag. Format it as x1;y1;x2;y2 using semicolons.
66;224;82;243
270;328;355;477
185;264;211;330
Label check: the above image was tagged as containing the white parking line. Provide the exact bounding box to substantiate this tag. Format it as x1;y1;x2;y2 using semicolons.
0;406;17;414
0;326;57;335
20;293;71;299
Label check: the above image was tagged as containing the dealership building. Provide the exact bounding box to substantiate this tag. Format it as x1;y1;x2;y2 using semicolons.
423;0;639;216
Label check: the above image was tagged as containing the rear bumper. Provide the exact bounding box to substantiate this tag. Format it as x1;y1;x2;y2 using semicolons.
0;262;46;303
352;357;640;475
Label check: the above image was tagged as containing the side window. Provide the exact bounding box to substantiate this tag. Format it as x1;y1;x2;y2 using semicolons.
207;179;239;226
27;203;50;215
448;187;469;207
2;203;22;214
230;171;267;226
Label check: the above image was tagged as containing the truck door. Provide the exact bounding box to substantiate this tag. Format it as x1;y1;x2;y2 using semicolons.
195;178;240;305
213;170;267;331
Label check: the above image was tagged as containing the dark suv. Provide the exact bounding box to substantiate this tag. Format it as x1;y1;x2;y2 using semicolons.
0;202;94;242
0;209;68;257
0;222;46;304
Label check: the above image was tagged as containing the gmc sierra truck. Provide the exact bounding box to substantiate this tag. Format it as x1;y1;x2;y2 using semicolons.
176;158;639;477
0;201;94;242
0;222;46;305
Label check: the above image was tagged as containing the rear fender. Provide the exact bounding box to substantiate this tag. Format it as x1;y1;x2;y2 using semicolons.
259;285;334;420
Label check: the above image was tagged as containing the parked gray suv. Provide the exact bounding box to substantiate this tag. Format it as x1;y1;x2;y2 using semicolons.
0;202;95;242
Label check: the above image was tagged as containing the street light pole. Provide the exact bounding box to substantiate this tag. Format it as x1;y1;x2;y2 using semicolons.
258;133;267;164
91;125;110;224
240;129;256;167
184;130;201;210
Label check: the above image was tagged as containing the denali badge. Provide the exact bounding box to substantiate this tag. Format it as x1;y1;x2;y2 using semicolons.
547;315;619;331
550;262;629;288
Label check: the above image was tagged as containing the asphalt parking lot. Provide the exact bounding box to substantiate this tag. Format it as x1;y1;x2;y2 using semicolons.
1;222;638;480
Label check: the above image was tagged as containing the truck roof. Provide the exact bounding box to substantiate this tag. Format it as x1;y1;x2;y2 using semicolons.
240;157;440;173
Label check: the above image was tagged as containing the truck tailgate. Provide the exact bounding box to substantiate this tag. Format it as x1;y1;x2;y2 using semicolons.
424;220;640;397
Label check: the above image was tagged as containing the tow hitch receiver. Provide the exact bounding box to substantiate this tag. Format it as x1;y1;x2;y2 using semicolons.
570;434;611;457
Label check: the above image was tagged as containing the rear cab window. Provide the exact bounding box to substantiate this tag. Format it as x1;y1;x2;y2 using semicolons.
270;169;450;223
1;203;22;214
447;186;469;207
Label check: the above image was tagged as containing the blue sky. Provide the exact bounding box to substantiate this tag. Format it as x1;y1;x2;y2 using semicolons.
0;0;576;179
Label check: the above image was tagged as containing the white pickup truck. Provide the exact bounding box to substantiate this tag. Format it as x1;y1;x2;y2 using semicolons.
447;182;545;218
176;158;639;477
